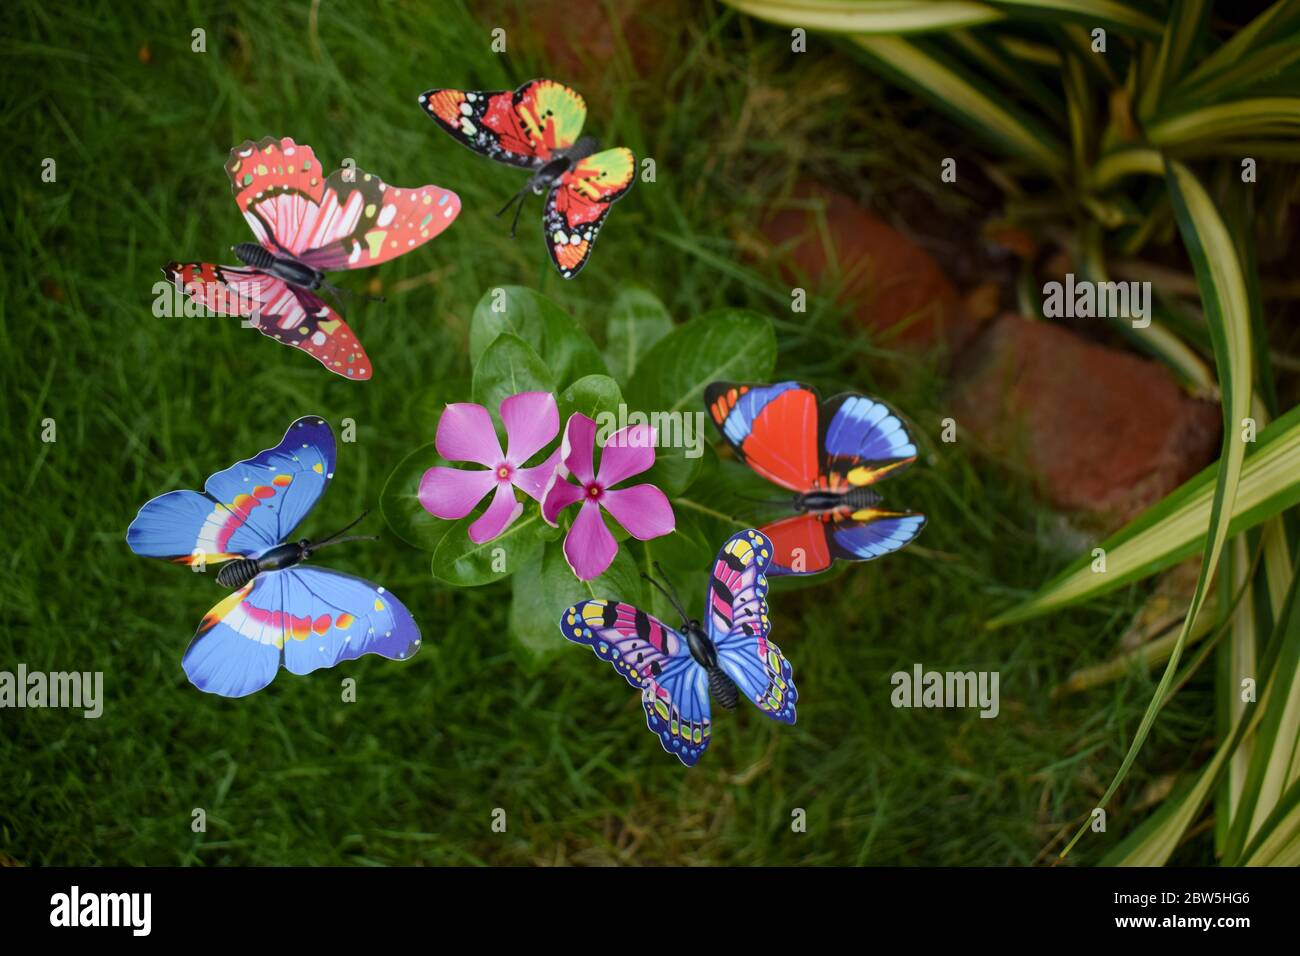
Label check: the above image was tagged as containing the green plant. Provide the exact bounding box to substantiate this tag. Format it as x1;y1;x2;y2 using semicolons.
381;285;791;669
722;0;1300;863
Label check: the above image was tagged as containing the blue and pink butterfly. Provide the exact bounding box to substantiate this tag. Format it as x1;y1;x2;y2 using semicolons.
126;416;419;697
559;529;796;766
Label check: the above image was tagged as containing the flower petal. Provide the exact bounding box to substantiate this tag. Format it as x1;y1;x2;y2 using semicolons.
563;500;618;582
418;466;496;519
501;391;559;467
436;403;503;468
601;484;676;540
468;482;524;544
541;472;585;525
596;424;657;488
514;447;562;503
560;413;597;485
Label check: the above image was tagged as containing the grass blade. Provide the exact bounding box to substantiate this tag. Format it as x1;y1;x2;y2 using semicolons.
1056;161;1253;859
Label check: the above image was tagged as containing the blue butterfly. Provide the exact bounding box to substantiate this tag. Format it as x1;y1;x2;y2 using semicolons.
559;529;796;766
126;416;420;697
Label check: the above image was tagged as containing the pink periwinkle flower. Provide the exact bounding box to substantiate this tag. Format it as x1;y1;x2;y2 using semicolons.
419;391;561;544
541;413;675;581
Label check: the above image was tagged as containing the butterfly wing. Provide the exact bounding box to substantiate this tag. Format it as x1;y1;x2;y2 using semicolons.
828;510;927;564
820;393;919;487
226;137;327;255
291;167;461;272
760;512;833;576
419;79;587;167
163;262;373;380
182;578;282;697
543;147;635;278
706;529;797;723
183;567;420;698
225;136;459;269
760;509;926;576
559;600;712;766
127;416;336;566
705;381;822;493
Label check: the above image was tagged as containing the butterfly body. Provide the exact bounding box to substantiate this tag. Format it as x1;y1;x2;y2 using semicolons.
526;135;600;194
559;529;794;766
231;242;324;291
419;81;633;277
795;485;882;515
678;618;740;711
214;539;309;589
706;381;927;576
126;416;420;697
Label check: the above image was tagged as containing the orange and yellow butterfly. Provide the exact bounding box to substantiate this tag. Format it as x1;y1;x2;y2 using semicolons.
419;79;634;278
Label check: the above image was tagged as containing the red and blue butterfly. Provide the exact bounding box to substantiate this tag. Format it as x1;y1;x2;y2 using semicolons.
706;382;926;576
559;529;796;766
126;417;420;697
418;79;634;278
166;136;461;380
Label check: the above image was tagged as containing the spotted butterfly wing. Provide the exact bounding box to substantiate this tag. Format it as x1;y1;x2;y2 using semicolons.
705;529;796;722
543;147;635;279
164;262;374;380
226;136;461;268
418;79;588;167
126;417;421;697
705;382;926;575
559;600;712;765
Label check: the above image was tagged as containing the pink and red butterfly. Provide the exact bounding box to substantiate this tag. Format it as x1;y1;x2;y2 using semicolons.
165;136;461;380
706;381;927;576
418;79;634;278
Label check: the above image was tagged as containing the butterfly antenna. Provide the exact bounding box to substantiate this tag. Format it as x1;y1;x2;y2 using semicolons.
320;279;385;305
310;511;377;551
735;492;799;507
640;570;690;624
495;188;529;238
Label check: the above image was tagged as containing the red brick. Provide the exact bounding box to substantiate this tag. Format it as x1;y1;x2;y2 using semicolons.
950;314;1222;525
759;183;982;353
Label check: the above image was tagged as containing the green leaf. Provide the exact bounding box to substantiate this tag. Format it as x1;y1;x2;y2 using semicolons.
722;0;1005;33
625;308;776;497
471;333;555;412
510;541;644;669
848;34;1067;175
469;285;606;388
430;508;557;587
626;307;776;416
605;287;674;383
638;514;717;623
379;441;458;553
557;374;624;424
1057;160;1254;861
1147;97;1300;148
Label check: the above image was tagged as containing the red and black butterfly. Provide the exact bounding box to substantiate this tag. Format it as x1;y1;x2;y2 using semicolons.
165;136;461;380
706;381;926;576
418;79;634;278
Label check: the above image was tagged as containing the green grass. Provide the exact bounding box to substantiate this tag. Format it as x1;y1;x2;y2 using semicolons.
0;0;1215;865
